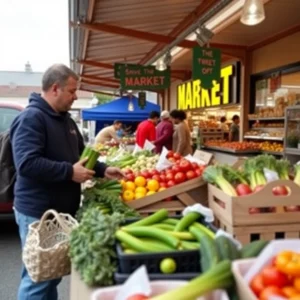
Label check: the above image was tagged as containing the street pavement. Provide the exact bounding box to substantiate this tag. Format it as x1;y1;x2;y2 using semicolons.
0;217;70;300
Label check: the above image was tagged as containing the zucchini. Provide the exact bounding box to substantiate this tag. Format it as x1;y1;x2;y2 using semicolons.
125;209;168;228
162;218;179;226
116;230;168;253
189;226;220;272
241;240;269;258
168;231;195;241
215;236;240;261
123;249;138;254
192;222;215;239
151;223;174;231
174;212;201;232
122;226;180;249
85;149;100;170
80;146;91;160
181;240;200;250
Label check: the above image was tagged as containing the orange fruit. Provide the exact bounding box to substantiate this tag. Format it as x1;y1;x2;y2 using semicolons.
125;181;136;191
146;190;156;196
135;192;145;200
147;179;160;192
135;186;147;195
120;180;126;190
122;190;135;202
135;176;146;187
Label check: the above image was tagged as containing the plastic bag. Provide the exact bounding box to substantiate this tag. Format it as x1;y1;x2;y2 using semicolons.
132;144;143;155
182;204;214;223
143;139;156;151
155;147;174;171
263;168;279;183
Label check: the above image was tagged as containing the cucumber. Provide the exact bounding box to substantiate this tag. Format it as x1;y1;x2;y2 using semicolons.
162;218;179;226
122;226;180;249
124;249;138;254
151;223;174;231
215;236;240;261
174;212;201;232
241;240;269;258
125;209;168;228
116;230;168;253
189;226;220;272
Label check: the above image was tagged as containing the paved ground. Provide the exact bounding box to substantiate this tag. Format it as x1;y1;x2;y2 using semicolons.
0;217;70;300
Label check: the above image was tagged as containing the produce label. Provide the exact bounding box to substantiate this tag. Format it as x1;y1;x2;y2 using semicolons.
118;64;170;90
192;46;221;90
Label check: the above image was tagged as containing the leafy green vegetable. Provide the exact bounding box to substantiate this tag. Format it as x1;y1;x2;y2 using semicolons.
243;156;267;189
77;187;139;222
203;166;237;196
70;210;124;286
220;165;248;185
276;159;290;180
294;164;300;186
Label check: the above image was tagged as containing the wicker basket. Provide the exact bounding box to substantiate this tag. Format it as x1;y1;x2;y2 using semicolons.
22;209;78;282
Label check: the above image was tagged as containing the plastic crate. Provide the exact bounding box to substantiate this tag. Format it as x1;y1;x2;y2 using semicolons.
114;271;199;284
117;218;217;274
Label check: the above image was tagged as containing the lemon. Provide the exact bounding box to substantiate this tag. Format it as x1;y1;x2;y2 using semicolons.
135;186;147;195
122;190;135;202
125;181;136;191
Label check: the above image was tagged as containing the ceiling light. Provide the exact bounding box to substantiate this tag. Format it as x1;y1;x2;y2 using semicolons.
156;58;167;71
128;100;134;111
240;0;265;26
195;25;214;47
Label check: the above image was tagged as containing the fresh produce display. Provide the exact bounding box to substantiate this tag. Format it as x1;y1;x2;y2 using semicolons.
204;140;261;151
249;250;300;299
129;153;159;173
245;130;283;138
203;154;300;213
121;155;206;202
259;141;283;153
198;120;219;129
116;209;215;254
76;179;139;221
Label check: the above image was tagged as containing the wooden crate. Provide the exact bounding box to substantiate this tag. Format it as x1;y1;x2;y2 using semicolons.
208;180;300;244
128;177;208;216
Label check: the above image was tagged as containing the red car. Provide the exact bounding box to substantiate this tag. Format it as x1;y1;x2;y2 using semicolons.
0;102;24;215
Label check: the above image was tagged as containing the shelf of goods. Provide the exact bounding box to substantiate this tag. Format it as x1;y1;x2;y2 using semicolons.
204;155;300;245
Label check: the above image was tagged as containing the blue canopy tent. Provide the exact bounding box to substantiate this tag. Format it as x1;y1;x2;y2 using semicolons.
82;96;161;134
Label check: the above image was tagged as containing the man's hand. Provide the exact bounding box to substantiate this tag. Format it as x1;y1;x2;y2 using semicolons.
104;167;125;180
72;158;95;183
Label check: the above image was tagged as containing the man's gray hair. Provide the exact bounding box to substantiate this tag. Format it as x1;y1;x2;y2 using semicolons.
42;64;79;92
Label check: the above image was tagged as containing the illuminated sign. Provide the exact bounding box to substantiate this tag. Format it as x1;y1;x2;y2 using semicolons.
177;63;240;110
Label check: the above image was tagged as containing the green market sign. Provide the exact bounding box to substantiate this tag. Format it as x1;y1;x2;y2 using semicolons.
115;63;171;90
177;63;240;110
193;47;221;90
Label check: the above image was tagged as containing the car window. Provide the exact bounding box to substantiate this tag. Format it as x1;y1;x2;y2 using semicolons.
0;107;21;133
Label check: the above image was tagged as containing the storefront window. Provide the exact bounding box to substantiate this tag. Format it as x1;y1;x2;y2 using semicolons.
254;71;300;116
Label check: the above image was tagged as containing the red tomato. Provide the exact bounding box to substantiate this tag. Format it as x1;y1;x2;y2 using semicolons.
148;169;156;177
127;294;149;300
174;172;186;184
126;173;135;181
173;152;181;160
140;170;150;179
166;173;174;181
236;184;252;196
179;160;192;172
186;170;196;180
124;169;133;175
195;168;202;177
160;182;167;188
167;180;176;187
168;157;176;163
250;274;265;296
260;286;284;300
160;174;167;182
172;165;181;173
191;162;199;170
261;266;289;288
166;150;174;158
152;175;161;181
272;185;289;196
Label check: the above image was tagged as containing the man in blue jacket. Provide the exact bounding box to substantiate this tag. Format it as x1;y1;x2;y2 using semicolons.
10;64;124;300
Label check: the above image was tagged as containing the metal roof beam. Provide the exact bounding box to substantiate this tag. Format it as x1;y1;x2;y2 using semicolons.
81;74;119;84
81;79;119;89
74;22;197;48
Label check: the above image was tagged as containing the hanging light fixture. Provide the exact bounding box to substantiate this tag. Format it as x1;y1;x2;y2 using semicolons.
240;0;265;26
128;100;134;111
155;51;171;71
195;25;214;47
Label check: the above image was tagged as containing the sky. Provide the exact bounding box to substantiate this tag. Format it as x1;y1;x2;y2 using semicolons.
0;0;69;72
